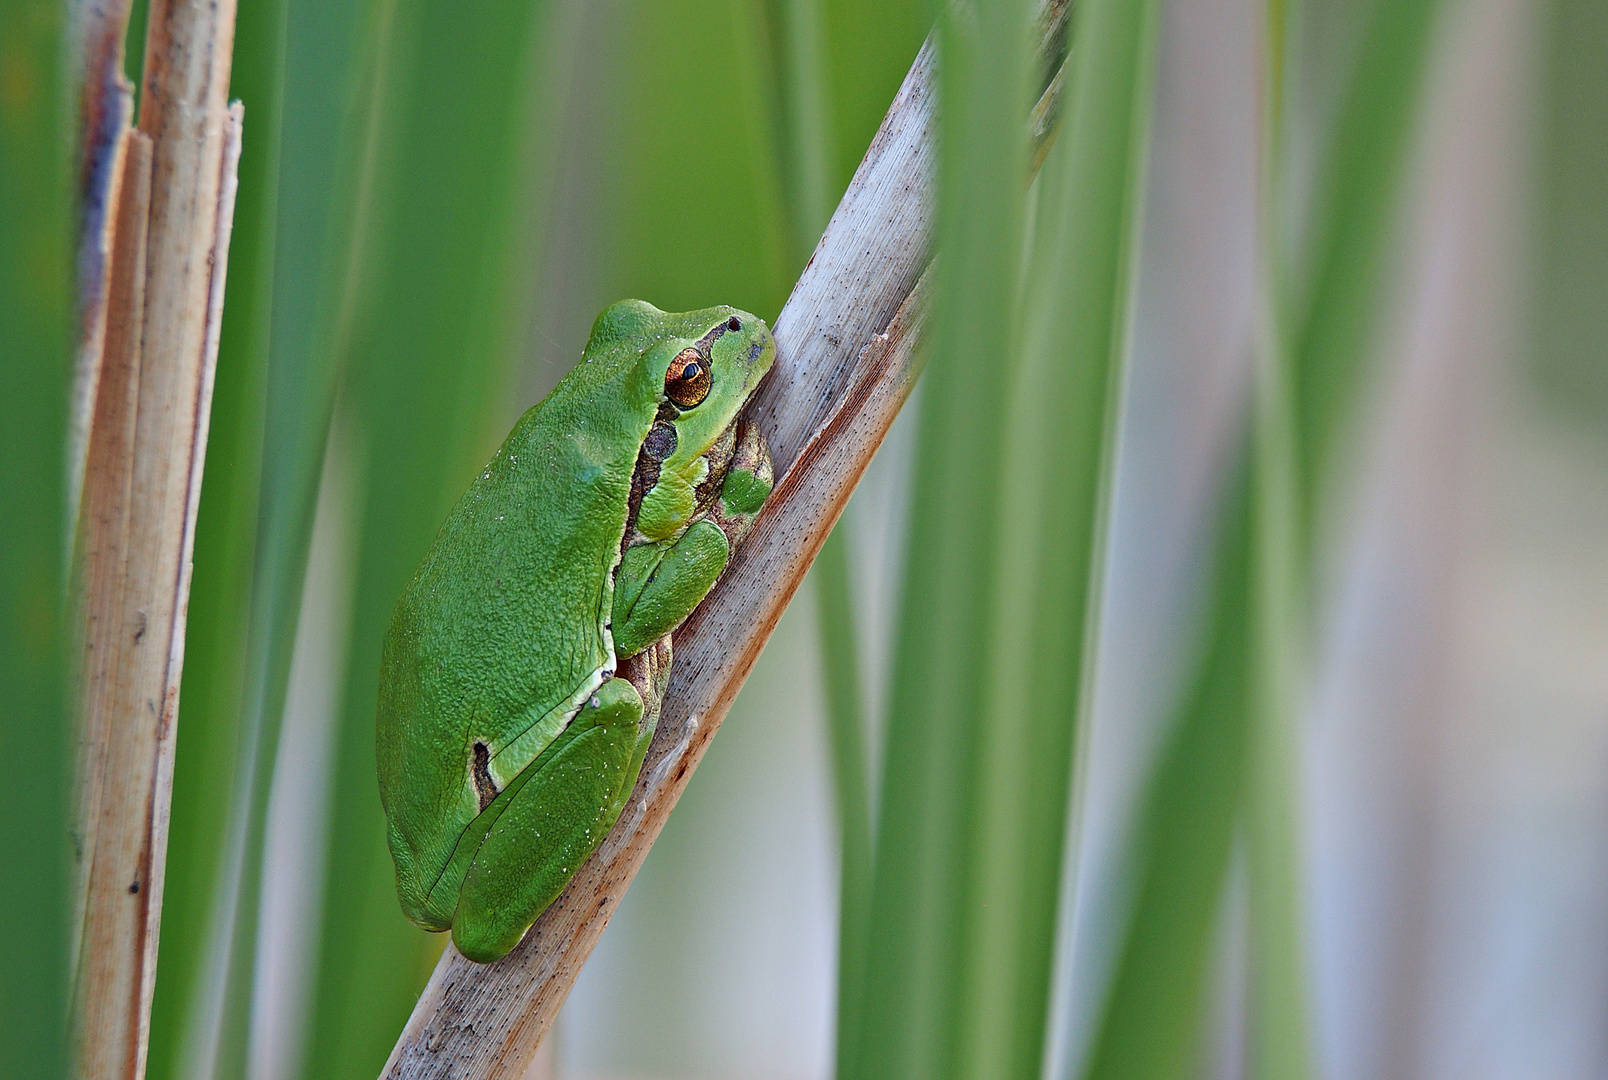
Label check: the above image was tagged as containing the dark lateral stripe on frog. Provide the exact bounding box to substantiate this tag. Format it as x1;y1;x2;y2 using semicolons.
615;319;740;567
691;422;737;516
694;315;742;357
619;403;677;574
471;741;499;811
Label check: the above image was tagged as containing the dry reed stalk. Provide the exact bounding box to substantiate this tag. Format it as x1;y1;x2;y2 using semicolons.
383;274;931;1080
73;128;150;980
382;16;1070;1073
70;0;243;1075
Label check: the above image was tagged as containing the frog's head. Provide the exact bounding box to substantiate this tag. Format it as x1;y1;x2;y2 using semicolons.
658;304;774;416
589;299;775;421
586;300;776;541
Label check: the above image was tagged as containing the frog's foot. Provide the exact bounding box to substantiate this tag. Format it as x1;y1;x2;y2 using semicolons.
707;418;772;546
450;674;655;963
617;633;672;728
610;422;772;659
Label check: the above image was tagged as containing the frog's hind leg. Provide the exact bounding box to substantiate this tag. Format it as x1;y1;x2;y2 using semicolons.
452;642;668;963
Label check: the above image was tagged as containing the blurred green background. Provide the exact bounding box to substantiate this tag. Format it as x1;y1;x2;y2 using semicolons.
6;0;1608;1078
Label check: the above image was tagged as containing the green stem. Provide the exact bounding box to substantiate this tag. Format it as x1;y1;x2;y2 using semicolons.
1247;0;1312;1075
0;1;71;1074
1081;452;1256;1080
852;3;1036;1078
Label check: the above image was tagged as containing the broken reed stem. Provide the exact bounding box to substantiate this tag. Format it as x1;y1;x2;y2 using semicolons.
70;0;243;1075
69;0;138;534
382;12;1072;1075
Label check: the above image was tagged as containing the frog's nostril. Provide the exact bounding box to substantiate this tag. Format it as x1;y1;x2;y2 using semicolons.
727;316;742;332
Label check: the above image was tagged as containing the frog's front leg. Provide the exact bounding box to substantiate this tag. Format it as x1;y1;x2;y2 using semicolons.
704;417;773;547
612;420;772;659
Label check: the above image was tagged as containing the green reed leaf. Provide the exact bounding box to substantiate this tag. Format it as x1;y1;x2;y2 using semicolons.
302;2;559;1075
955;0;1161;1075
852;4;1037;1079
0;2;71;1075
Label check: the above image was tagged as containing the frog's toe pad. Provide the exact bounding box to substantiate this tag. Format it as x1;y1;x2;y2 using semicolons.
709;420;772;544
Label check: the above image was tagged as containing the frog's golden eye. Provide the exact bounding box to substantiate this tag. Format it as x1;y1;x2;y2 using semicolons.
665;347;711;408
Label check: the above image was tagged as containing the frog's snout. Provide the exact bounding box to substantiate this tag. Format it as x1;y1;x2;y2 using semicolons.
709;306;774;376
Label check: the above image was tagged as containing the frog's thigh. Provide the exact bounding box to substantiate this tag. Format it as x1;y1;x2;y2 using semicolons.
613;520;730;658
453;677;645;963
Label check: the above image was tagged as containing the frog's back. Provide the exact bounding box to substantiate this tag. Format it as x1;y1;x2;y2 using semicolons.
378;303;670;912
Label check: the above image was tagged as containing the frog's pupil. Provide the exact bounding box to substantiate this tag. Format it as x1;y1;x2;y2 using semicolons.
682;362;703;381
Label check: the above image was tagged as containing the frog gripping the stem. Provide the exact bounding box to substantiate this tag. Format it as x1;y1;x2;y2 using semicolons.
377;301;776;962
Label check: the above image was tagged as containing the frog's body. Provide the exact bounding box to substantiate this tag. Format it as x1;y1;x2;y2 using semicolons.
378;301;775;962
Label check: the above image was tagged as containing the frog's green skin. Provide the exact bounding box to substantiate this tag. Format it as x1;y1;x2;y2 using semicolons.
377;301;775;962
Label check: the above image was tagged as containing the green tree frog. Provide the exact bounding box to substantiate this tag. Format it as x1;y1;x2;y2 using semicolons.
378;301;776;962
